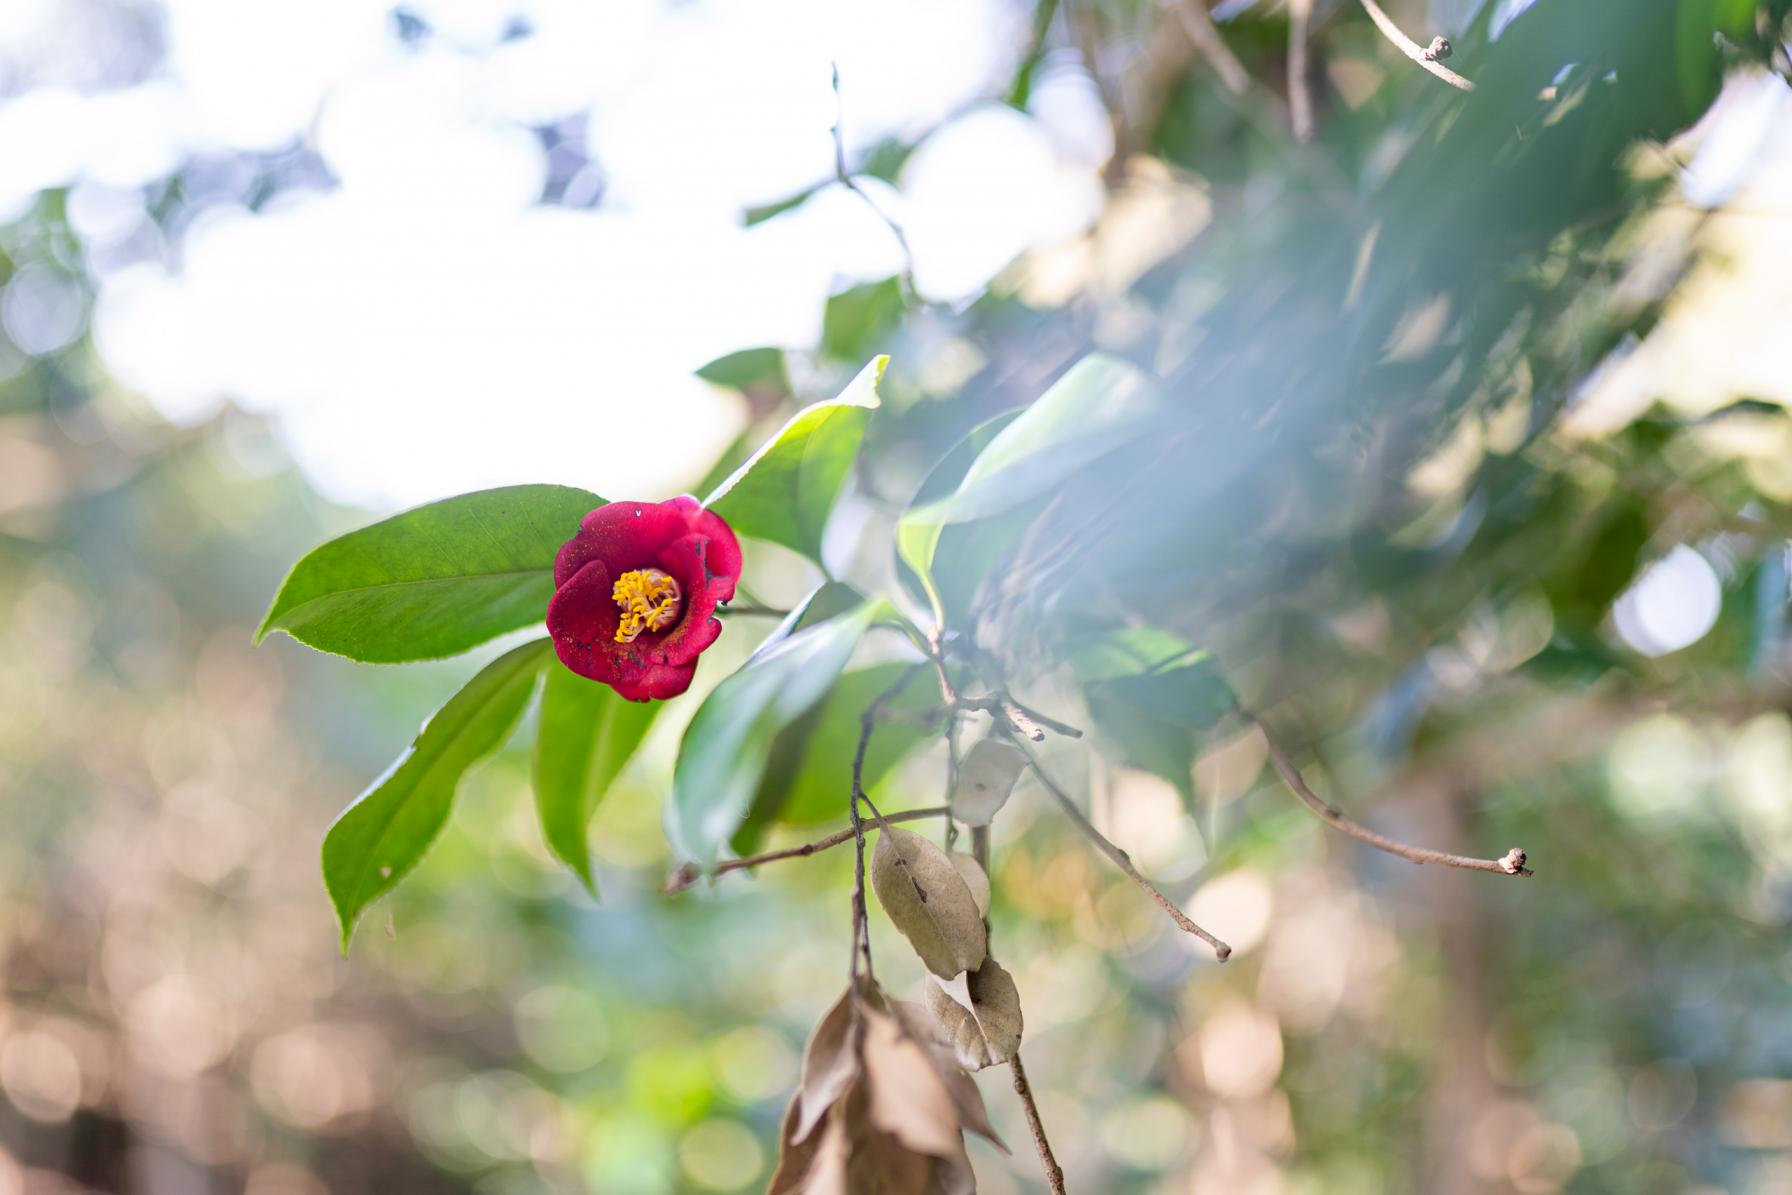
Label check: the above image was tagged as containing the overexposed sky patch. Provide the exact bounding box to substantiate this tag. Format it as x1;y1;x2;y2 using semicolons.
2;0;1104;509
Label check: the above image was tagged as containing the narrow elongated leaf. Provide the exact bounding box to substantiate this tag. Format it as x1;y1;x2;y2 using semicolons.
668;600;884;868
259;485;602;663
323;638;552;947
531;660;658;895
705;357;886;564
870;825;987;978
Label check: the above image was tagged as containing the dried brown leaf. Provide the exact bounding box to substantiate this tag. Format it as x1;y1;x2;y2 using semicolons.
861;1003;963;1157
872;825;988;978
791;988;860;1144
947;851;990;919
889;1000;1006;1152
952;738;1026;826
924;960;1022;1071
921;1141;978;1195
770;1094;825;1194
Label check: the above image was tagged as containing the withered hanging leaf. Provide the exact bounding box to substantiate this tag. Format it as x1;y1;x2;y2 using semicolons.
889;1000;1006;1151
946;851;990;919
952;738;1027;826
771;980;998;1193
791;988;859;1145
921;1142;977;1195
861;1003;963;1158
872;825;988;978
923;960;1023;1071
769;1092;827;1194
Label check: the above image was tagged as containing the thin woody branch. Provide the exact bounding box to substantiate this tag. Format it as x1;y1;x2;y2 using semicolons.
1176;0;1253;98
1288;0;1315;142
956;693;1085;742
1358;0;1476;92
1015;739;1232;960
1243;709;1532;877
663;806;950;894
1010;1053;1066;1195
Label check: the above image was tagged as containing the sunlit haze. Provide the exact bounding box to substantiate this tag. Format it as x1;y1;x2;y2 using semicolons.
0;0;1109;508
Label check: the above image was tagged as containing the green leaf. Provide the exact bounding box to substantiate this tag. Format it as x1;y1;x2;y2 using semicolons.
732;663;935;853
668;599;884;869
258;485;602;663
323;639;552;948
1070;626;1235;811
910;354;1165;528
1092;660;1236;728
821;278;903;364
894;409;1021;625
532;660;659;895
704;357;885;565
1066;626;1208;682
694;346;791;397
897;354;1165;623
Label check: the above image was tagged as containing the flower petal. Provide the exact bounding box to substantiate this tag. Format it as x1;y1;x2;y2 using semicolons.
611;662;697;702
691;508;742;601
561;500;697;583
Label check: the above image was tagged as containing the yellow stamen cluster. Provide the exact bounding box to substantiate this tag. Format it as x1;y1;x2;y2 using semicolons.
612;568;682;644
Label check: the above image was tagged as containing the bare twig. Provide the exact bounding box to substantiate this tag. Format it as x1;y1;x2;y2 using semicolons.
1011;1053;1066;1195
1357;0;1476;92
662;807;951;893
1069;0;1130;184
830;63;918;301
1017;741;1232;960
1243;709;1532;876
850;663;928;980
1288;0;1315;141
956;693;1085;741
1175;0;1252;97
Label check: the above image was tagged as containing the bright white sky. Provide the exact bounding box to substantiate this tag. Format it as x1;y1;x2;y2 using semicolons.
0;0;1110;508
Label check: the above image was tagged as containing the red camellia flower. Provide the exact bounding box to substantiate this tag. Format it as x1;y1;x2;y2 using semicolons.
546;497;742;702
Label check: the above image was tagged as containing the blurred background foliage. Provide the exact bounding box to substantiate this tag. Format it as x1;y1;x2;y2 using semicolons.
4;1;1792;1193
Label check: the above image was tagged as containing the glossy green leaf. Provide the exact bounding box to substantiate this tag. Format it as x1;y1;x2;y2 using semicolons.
894;410;1020;627
532;660;658;895
694;346;791;397
898;355;1164;623
821;277;903;364
704;356;885;565
1092;660;1236;728
732;662;936;853
668;599;884;870
258;485;602;663
1067;626;1208;682
1071;626;1233;811
908;354;1165;528
323;638;552;948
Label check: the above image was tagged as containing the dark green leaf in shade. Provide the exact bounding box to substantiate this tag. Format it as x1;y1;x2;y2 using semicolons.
1069;625;1235;811
704;357;885;565
732;663;937;855
322;638;552;948
257;485;603;663
667;600;885;870
1091;660;1236;728
532;659;659;895
821;277;903;364
899;354;1164;623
